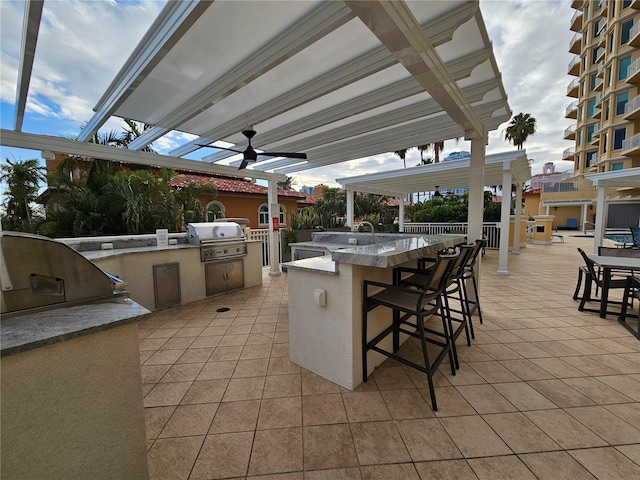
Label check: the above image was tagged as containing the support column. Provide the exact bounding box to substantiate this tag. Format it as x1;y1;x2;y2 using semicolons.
592;184;607;254
581;204;588;233
512;183;522;254
346;188;355;231
398;196;405;232
468;136;486;242
497;166;512;275
268;177;281;276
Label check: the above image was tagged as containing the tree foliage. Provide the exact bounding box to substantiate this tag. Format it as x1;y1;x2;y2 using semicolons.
0;158;46;232
504;112;537;150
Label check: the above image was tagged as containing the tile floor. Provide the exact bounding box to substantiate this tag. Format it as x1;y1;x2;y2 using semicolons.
139;237;640;480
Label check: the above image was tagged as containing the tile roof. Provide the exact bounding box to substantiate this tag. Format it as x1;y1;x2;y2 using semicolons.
171;173;306;199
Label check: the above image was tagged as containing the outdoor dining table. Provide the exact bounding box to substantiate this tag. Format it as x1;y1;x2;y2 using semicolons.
588;254;640;319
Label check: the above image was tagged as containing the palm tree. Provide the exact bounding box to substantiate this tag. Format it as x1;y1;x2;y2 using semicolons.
504;113;537;150
277;176;294;190
417;144;429;162
0;158;46;231
394;149;408;168
431;141;445;163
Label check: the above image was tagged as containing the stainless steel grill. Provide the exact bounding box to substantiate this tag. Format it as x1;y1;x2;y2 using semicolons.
186;222;247;262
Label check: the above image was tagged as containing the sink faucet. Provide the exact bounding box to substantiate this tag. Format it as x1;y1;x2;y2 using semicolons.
359;221;375;243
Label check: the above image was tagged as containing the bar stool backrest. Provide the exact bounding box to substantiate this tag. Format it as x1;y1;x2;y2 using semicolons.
463;239;485;275
417;250;459;312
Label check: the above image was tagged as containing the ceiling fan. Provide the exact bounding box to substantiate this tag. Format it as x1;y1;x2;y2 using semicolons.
198;128;307;170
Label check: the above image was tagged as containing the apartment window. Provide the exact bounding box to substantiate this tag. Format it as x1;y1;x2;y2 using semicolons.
606;66;612;87
588;99;596;118
577;130;582;146
614;128;626;149
604;99;610;121
579;105;584;122
602;132;608;153
206;201;225;222
616;92;629;115
618;56;632;80
590;73;598;91
611;162;624;171
587;124;595;143
586;151;597;167
575;157;580;170
623;0;632;9
621;20;633;45
258;204;286;226
591;48;599;65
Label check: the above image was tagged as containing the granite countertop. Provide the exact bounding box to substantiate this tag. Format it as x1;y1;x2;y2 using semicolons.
1;298;151;357
82;243;197;260
282;256;339;275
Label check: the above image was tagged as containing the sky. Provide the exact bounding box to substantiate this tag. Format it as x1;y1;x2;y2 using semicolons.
0;0;576;192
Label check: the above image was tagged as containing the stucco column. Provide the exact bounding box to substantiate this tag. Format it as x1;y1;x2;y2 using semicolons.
512;183;522;254
268;177;281;276
398;196;404;232
346;188;355;231
497;166;512;275
592;184;607;254
468;136;486;242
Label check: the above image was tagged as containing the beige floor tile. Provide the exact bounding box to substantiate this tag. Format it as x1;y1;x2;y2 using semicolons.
303;424;358;470
240;344;272;359
263;373;302;398
270;343;290;358
492;382;557;411
159;403;218;438
561;355;623;376
160;336;196;350
527;379;596;407
257;396;302;430
209;399;260;433
396;418;462;461
604;402;640;425
442;362;486;386
562;377;634;404
380;388;434;419
176;347;214;364
589;354;640;374
144;348;185;365
189;432;253;480
222;376;265;402
189;336;222;349
455;384;517;414
424;386;476;417
305;468;361;480
226;324;252;335
519;451;597;480
597;375;640;400
371;366;415;390
209;345;243;361
414;459;477;480
564;405;640;444
247;473;303;479
468;361;521;383
534;340;581;356
248;427;303;476
569;446;640;479
439;415;512;458
301;370;343;395
523;409;607;449
141;364;171;384
455;346;494;363
531;357;589;378
505;341;552;358
482;412;560;453
232;358;269;378
145;406;175;440
302;393;347;425
616;444;640;467
342;391;392;422
268;356;301;375
144;381;192;407
196;360;236;380
350;421;411;465
477;343;522;360
467;455;537;480
181;378;229;405
147;435;204;480
360;463;420;479
160;362;204;383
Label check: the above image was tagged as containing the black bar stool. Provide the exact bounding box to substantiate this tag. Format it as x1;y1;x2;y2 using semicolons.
362;251;459;411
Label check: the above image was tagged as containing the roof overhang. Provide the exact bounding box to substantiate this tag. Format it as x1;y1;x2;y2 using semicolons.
584;167;640;188
336;150;531;197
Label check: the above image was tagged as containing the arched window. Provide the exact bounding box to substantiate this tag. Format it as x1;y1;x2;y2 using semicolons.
258;204;286;226
206;201;225;222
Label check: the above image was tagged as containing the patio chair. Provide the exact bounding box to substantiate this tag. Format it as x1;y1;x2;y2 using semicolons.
576;248;628;314
630;227;640;249
394;245;473;369
362;251;459;411
619;276;640;340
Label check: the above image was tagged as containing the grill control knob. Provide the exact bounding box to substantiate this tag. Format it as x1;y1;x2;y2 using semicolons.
223;249;228;254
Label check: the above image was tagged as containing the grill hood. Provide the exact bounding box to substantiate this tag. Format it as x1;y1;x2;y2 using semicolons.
187;222;245;245
1;231;126;316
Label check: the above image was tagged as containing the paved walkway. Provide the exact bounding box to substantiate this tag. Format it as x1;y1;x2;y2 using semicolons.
140;236;640;479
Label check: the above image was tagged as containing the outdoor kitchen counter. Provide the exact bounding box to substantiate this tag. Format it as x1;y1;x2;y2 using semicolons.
284;233;465;391
0;297;150;357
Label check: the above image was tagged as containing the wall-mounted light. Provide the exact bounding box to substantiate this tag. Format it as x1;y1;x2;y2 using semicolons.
434;186;442;197
589;204;593;210
554;206;558;211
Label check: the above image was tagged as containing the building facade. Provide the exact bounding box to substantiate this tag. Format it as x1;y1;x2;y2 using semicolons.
566;0;640;176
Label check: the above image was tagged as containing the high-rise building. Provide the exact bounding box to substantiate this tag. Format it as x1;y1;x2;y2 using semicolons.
566;0;640;177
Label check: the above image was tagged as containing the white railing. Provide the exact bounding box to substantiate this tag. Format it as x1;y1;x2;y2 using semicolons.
567;78;580;95
570;9;583;27
403;222;501;249
628;58;640;79
564;125;576;138
565;101;578;116
563;147;575;159
568;55;580;73
622;132;640;151
246;228;271;266
625;94;640;115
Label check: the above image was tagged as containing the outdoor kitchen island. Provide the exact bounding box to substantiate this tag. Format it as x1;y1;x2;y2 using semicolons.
282;233;465;390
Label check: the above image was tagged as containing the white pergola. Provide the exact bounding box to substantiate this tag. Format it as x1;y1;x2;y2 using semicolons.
337;150;531;274
2;0;511;275
584;168;640;253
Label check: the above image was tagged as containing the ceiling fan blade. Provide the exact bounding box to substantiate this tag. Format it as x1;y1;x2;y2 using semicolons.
238;158;251;170
197;144;243;154
259;152;307;159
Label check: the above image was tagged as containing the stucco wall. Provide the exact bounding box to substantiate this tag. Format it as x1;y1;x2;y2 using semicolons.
1;323;149;480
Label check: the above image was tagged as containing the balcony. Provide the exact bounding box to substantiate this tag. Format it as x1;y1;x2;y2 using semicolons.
562;147;576;160
595;46;606;63
595;92;603;105
624;94;640;119
593;76;604;92
568;56;580;76
567;78;580;97
570;9;584;32
596;61;605;78
564;124;577;140
569;32;582;54
586;150;599;167
626;58;640;84
565;100;579;119
593;0;608;19
630;21;640;47
622;132;640;155
631;0;640;10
